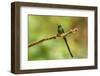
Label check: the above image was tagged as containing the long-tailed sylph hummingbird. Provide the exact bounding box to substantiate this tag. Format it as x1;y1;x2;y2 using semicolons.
57;24;73;58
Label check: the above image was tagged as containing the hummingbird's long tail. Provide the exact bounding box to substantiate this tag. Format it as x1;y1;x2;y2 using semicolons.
63;37;73;58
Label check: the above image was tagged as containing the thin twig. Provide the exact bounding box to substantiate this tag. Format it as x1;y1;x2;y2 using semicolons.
28;28;78;47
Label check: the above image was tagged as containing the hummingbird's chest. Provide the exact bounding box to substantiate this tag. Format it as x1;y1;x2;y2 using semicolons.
58;27;64;34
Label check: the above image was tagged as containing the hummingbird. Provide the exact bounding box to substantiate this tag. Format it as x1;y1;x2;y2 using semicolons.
57;24;73;58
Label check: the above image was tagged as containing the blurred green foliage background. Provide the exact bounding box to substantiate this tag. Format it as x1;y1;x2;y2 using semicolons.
28;15;88;61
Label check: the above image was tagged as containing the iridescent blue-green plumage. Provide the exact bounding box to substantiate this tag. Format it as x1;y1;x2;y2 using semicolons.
58;25;64;34
57;25;73;58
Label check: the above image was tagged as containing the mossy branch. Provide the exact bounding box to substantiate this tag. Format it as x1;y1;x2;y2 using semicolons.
28;28;78;48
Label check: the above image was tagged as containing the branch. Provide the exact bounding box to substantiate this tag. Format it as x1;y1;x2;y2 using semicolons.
28;28;78;47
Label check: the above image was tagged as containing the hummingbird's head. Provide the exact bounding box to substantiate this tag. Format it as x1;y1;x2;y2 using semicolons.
58;24;62;28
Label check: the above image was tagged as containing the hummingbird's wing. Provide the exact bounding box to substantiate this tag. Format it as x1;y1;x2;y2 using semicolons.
63;37;73;58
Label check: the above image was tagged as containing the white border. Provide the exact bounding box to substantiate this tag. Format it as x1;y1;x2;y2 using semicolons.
20;6;95;70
